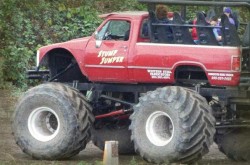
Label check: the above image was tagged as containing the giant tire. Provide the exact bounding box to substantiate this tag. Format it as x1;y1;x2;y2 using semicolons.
12;83;94;160
130;86;215;164
215;128;250;161
91;119;135;154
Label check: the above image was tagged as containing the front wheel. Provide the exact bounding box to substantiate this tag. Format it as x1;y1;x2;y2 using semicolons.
12;83;94;160
130;86;215;164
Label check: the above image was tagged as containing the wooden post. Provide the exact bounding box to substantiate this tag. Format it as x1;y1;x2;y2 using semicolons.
103;141;119;165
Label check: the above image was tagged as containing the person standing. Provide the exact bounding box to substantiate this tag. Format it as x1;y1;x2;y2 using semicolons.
155;5;173;43
223;7;235;25
210;16;222;42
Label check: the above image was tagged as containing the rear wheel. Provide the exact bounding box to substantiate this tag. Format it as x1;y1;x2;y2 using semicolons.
12;83;94;160
130;86;215;164
215;104;250;161
215;128;250;161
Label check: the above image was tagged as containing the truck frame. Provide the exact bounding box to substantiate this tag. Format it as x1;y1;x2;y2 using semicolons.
12;0;250;164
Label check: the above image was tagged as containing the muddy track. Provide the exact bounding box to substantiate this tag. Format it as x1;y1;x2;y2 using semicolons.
0;90;249;165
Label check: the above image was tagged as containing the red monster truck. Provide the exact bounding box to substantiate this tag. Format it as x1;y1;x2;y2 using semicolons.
12;0;250;164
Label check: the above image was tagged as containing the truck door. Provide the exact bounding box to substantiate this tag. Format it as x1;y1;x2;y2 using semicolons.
84;19;130;82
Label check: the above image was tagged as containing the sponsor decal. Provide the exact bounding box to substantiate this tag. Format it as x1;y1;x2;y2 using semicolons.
147;69;171;79
98;50;125;64
208;73;233;81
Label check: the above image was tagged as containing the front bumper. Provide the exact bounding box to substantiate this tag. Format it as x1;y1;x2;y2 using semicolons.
27;68;49;80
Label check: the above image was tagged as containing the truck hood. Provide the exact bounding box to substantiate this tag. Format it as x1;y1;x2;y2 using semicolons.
69;36;91;43
39;36;91;52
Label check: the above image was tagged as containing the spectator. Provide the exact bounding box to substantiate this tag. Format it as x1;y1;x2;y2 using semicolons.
155;5;173;43
192;11;207;43
167;12;174;21
191;18;198;41
156;5;170;22
210;16;222;42
223;7;235;25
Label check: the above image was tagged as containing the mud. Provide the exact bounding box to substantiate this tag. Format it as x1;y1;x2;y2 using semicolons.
0;90;249;165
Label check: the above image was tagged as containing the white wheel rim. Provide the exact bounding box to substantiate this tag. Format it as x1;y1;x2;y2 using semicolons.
28;107;60;142
146;111;174;146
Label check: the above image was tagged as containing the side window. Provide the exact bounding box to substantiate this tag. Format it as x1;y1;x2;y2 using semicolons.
98;20;131;41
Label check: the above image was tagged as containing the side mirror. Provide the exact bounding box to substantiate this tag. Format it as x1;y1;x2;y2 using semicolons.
94;31;99;40
94;31;102;48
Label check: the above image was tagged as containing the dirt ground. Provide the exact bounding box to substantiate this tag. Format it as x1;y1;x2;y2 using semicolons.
0;90;249;165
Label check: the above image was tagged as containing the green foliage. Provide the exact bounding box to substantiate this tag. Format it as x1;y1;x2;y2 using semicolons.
76;161;102;165
0;0;144;89
129;156;138;165
94;0;146;12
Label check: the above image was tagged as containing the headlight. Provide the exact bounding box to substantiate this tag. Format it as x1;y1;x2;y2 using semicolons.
36;50;40;67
